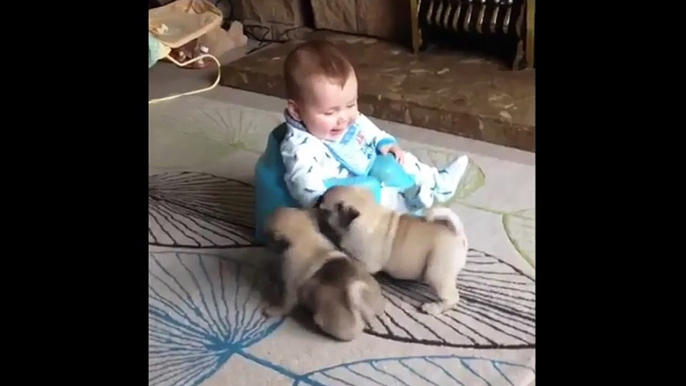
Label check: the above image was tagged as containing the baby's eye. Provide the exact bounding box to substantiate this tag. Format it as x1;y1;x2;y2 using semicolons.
324;111;335;116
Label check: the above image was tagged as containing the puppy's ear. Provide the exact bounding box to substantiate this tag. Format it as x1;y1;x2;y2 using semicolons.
312;311;325;329
298;276;320;307
346;280;383;325
361;280;386;317
314;208;342;246
335;203;360;228
346;280;367;310
264;231;291;254
313;207;330;223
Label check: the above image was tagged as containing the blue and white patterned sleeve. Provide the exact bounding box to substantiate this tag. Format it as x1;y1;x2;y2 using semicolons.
280;130;329;208
355;113;398;152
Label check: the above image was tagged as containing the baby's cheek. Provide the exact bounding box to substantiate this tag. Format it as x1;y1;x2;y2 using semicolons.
320;116;337;129
311;118;335;138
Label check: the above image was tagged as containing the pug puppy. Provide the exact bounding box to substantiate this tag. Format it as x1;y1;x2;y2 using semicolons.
315;185;468;315
262;206;385;341
299;256;385;341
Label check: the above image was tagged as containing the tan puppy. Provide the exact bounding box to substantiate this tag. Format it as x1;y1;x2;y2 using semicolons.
315;186;468;315
298;255;385;341
262;206;385;341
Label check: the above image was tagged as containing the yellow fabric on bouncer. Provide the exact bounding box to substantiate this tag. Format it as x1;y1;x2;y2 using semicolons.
148;0;223;104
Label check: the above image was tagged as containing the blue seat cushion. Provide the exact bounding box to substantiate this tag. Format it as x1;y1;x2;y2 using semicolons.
253;124;415;243
368;153;416;191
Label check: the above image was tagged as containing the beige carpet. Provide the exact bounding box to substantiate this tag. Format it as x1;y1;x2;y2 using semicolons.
148;93;535;386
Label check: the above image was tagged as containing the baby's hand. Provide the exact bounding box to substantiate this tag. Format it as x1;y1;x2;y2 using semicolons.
380;144;405;164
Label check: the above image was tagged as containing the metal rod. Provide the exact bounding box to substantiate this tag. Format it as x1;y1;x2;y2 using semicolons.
526;0;535;67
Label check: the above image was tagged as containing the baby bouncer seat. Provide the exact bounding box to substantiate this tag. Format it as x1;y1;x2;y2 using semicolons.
148;0;224;104
253;124;416;243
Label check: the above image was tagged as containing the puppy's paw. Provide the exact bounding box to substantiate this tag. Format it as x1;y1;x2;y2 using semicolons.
262;305;286;318
420;300;457;315
420;302;445;315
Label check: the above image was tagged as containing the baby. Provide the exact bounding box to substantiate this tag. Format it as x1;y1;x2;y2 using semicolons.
280;39;469;211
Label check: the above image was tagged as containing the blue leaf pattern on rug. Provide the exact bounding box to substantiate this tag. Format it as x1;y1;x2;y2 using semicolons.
147;170;535;385
148;251;284;386
148;172;258;249
366;249;535;348
292;355;535;386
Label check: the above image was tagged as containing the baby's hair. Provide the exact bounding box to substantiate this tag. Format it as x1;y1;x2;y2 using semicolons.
283;39;354;102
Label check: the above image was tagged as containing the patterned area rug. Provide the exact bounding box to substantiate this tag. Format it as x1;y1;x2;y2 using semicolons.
149;97;535;386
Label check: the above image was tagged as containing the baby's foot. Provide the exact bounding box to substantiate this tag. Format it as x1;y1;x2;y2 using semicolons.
401;183;434;212
433;155;469;203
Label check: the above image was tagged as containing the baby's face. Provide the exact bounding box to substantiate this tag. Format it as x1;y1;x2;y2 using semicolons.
297;73;359;141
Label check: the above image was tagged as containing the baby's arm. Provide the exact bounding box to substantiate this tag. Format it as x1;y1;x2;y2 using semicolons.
281;130;382;207
281;135;329;208
356;113;398;153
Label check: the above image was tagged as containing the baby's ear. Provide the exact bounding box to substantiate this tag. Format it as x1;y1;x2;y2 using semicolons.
287;100;302;121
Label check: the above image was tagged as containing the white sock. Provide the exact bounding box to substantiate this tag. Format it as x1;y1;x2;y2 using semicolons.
433;155;469;203
402;183;434;211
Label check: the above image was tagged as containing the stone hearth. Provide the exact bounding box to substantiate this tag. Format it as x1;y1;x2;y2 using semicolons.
220;31;535;152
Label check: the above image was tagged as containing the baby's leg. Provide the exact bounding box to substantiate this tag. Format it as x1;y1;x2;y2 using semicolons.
400;184;434;213
400;152;469;204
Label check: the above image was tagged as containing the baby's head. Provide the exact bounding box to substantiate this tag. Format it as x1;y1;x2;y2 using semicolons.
284;40;358;141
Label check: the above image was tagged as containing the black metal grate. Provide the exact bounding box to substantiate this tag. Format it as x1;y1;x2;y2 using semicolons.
417;0;531;70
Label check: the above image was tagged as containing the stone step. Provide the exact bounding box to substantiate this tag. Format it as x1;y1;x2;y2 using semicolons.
220;31;535;152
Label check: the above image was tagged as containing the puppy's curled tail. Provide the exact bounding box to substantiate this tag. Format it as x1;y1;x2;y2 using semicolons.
425;207;465;235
